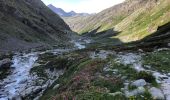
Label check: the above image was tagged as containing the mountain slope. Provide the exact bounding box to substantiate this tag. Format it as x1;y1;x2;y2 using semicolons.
48;4;89;17
114;0;170;42
65;0;157;34
64;0;170;44
0;0;75;53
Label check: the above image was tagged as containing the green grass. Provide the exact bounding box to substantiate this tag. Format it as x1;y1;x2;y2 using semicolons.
109;59;138;81
143;50;170;73
135;71;158;87
76;92;126;100
92;78;123;93
115;0;170;42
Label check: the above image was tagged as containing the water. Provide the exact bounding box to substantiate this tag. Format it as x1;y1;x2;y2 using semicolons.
0;53;38;99
0;42;86;99
74;42;86;49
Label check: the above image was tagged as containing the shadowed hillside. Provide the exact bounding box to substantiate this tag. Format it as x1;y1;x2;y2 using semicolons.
0;0;76;53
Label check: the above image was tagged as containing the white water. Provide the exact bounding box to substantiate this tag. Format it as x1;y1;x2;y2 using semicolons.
74;42;86;49
0;53;38;100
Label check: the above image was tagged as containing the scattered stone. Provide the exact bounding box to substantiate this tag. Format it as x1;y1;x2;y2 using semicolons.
109;92;123;97
90;50;115;59
131;79;147;87
53;84;60;90
125;87;145;97
157;48;169;52
168;43;170;47
161;83;170;100
20;86;42;97
149;87;164;100
138;49;144;52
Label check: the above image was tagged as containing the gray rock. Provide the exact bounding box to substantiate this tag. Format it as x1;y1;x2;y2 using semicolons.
53;84;60;90
109;92;123;97
168;43;170;47
149;87;164;100
0;58;12;68
167;73;170;77
19;79;27;84
125;87;145;97
20;86;42;97
11;94;22;100
131;79;146;87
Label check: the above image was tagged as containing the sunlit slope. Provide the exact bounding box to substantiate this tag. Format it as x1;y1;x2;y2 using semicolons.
114;0;170;42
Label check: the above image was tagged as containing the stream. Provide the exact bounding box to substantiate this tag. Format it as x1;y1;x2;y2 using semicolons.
0;42;86;100
0;53;38;99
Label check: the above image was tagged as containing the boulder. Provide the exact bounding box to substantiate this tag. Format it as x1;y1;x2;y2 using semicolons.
11;94;22;100
131;79;147;87
109;92;123;97
0;58;12;69
53;84;60;90
125;87;145;97
149;87;164;100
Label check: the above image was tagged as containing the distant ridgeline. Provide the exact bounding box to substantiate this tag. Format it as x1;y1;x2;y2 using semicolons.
47;4;89;17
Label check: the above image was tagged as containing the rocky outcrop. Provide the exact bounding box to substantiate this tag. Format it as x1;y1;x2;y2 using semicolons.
48;4;89;17
0;58;12;69
0;0;76;53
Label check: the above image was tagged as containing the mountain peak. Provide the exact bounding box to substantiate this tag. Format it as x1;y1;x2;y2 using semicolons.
47;5;89;17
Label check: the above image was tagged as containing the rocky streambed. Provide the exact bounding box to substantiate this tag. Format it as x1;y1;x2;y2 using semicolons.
0;41;87;100
0;51;65;100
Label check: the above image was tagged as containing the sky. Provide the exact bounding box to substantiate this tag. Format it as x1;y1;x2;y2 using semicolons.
41;0;125;13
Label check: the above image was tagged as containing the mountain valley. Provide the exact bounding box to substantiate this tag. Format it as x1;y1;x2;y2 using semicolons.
0;0;170;100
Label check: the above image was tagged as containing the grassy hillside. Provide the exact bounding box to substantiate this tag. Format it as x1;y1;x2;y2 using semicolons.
64;0;158;34
64;0;170;44
114;0;170;42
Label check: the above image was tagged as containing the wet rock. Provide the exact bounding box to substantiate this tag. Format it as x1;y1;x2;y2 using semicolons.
19;79;27;84
131;79;147;87
20;86;42;97
161;83;170;100
149;87;164;100
125;87;145;97
11;94;22;100
0;58;12;69
167;73;170;77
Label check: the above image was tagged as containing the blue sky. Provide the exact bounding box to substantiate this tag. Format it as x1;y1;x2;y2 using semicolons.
41;0;125;13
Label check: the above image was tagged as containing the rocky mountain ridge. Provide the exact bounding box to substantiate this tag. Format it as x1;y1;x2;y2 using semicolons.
47;4;89;17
